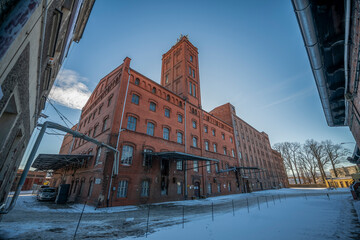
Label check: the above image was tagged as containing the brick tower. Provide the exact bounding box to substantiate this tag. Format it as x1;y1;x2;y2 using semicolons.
161;35;201;107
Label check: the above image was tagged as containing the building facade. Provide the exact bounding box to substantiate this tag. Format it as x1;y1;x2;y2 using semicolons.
50;36;288;207
292;0;360;166
0;0;95;210
11;170;47;191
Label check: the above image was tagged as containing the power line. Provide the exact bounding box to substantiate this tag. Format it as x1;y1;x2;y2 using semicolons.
47;99;74;127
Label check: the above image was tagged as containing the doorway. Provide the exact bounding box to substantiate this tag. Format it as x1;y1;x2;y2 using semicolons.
194;181;200;197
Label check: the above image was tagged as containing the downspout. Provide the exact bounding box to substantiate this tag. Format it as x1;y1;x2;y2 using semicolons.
107;66;131;206
184;99;188;199
292;0;334;126
35;0;49;128
344;0;351;125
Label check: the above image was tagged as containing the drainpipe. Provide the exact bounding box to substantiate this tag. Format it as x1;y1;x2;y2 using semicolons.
34;0;49;128
107;65;131;207
184;99;188;199
344;0;351;125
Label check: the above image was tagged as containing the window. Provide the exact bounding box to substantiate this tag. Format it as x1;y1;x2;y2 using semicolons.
152;87;156;94
205;141;209;151
193;84;196;97
147;122;155;136
163;127;170;140
190;55;193;62
178;114;183;123
192;120;197;129
165;108;170;118
206;161;211;173
117;180;128;198
135;78;140;85
166;94;170;101
121;145;134;165
217;183;221;193
88;180;94;197
131;94;139;105
208;183;212;194
232;149;235;157
176;160;183;170
177;132;183;144
239;151;242;159
189;81;192;95
223;147;227;155
204;126;208;133
141;180;150;197
177;181;183;194
93;125;98;137
193;161;199;172
230;137;233;143
189;67;192;75
165;75;169;84
213;143;217;152
127;116;137;131
192;136;198;147
95;147;102;165
222;133;225;140
215;163;219;173
192;69;195;78
228;183;231;192
143;149;153;167
108;95;113;107
212;129;215;136
102;118;108;131
149;102;156;112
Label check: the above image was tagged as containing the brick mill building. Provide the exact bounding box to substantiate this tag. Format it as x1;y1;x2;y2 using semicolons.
37;36;288;207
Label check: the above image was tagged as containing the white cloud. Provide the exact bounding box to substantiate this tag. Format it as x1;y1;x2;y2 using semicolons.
49;69;92;110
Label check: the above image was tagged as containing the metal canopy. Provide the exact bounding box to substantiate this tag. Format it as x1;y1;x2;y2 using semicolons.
143;151;219;162
32;154;93;171
217;166;260;174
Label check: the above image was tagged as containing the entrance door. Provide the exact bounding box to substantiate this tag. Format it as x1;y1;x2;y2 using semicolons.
194;182;200;197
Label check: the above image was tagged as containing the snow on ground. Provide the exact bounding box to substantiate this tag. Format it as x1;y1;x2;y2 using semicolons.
125;193;360;240
0;188;358;239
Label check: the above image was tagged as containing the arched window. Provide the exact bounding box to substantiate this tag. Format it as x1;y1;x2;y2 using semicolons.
163;127;170;140
121;145;134;165
213;143;217;153
152;87;156;94
177;132;183;144
205;141;209;151
127;116;137;131
192;136;198;147
135;78;140;85
147;122;155;136
149;102;156;112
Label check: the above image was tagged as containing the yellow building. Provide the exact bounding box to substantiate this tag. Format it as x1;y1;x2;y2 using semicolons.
326;177;354;188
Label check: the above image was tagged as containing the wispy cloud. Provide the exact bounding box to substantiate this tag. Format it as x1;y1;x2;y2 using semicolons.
262;87;313;110
49;69;91;110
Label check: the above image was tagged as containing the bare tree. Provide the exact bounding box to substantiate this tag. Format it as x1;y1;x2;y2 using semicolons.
323;140;350;177
300;144;318;184
304;139;327;183
273;142;301;184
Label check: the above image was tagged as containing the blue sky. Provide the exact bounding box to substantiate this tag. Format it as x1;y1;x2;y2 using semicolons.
23;0;355;165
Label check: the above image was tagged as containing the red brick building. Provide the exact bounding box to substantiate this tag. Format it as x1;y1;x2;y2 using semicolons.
50;36;287;207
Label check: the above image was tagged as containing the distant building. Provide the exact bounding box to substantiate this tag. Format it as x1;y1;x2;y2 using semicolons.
0;0;95;209
330;166;359;178
34;36;288;207
11;170;47;191
292;0;360;166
